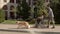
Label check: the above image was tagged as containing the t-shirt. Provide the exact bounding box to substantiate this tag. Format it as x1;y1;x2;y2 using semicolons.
48;7;54;17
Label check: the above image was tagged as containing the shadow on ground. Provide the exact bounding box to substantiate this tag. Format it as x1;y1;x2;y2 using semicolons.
37;32;60;34
0;28;29;33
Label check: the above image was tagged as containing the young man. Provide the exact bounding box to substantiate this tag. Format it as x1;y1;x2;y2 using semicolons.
47;4;55;29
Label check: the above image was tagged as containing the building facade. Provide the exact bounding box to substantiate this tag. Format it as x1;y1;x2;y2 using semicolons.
0;0;49;20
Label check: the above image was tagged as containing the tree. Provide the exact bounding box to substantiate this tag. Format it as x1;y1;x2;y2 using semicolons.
0;9;5;23
34;0;48;18
17;0;31;20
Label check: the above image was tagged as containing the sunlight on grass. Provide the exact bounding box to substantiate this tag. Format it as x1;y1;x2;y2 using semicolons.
2;20;17;24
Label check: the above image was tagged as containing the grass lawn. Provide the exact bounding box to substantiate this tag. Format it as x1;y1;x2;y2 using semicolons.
1;20;35;24
2;20;17;24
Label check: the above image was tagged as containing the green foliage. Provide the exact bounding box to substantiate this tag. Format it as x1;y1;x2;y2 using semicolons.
34;0;48;17
50;0;59;3
17;0;31;20
0;9;5;23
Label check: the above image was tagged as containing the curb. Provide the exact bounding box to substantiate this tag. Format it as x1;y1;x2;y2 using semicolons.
0;28;30;33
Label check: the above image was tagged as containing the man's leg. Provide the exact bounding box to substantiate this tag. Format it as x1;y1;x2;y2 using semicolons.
51;17;55;28
47;18;51;28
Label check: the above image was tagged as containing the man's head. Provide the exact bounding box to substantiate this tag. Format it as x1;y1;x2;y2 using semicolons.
47;4;50;7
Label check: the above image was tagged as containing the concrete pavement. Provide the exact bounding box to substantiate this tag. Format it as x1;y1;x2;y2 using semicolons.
0;31;30;34
0;24;60;32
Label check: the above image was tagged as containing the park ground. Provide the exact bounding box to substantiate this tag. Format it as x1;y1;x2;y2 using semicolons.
0;24;60;32
0;24;60;34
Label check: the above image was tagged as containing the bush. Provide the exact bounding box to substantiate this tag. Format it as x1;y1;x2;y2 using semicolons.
0;9;5;23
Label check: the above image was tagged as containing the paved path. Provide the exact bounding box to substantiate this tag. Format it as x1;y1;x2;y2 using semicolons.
0;31;60;34
0;24;60;32
0;31;30;34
